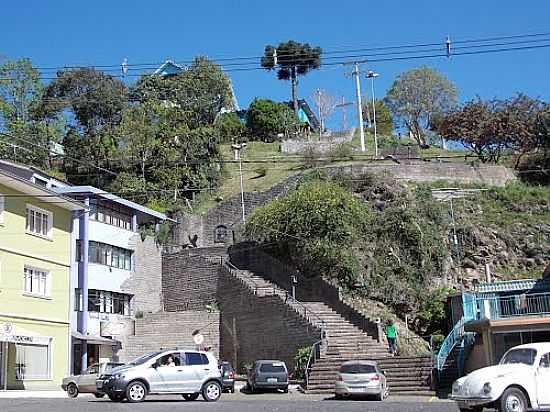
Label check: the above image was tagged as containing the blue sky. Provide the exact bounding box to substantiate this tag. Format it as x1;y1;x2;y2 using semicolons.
2;0;549;128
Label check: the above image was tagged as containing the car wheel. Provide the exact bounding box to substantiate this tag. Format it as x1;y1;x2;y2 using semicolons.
499;387;528;412
202;381;222;402
126;381;147;403
182;393;199;401
93;392;105;398
108;394;124;402
66;383;78;398
335;394;343;400
230;386;235;393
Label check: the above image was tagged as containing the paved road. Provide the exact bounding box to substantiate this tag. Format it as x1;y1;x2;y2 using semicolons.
0;393;460;412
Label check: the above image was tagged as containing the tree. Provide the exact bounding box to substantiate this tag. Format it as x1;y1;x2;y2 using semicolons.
312;89;337;134
132;56;235;129
362;99;394;136
435;95;543;164
0;58;43;128
245;179;372;284
214;112;246;143
385;66;458;147
33;68;128;185
261;41;322;113
34;67;127;135
246;98;299;141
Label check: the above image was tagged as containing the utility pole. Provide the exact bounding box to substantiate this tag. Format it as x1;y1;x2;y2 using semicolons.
351;63;366;152
335;96;353;131
316;88;322;139
366;70;380;158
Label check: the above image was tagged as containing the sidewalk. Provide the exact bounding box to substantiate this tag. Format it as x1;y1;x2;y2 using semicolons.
0;390;69;399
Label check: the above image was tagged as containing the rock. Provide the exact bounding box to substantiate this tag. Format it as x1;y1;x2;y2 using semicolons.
463;258;477;269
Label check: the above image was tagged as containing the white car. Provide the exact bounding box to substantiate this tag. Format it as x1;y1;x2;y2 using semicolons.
450;342;550;412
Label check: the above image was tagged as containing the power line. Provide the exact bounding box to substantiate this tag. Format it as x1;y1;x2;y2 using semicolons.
2;31;550;81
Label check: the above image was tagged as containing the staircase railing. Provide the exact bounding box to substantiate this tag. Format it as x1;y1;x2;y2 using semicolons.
435;317;465;371
305;339;323;390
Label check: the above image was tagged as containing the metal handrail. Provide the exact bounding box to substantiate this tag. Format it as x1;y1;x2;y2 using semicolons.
305;339;323;390
436;317;465;371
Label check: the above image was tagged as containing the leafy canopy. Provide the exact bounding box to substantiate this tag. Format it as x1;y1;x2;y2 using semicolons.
246;98;299;141
385;66;457;147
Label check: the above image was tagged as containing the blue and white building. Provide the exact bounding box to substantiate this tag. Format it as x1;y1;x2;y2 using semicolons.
0;161;171;373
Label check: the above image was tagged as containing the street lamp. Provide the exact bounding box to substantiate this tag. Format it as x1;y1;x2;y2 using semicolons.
231;143;247;223
366;70;380;158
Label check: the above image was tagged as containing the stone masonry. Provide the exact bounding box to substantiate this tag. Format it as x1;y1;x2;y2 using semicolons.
122;311;220;363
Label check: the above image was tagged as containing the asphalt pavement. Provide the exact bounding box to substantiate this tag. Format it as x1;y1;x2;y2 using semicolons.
0;393;460;412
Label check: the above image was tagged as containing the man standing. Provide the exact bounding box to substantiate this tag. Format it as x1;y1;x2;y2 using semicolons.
385;319;398;356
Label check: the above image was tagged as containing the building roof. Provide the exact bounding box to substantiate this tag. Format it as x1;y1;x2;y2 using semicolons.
0;169;85;211
474;278;550;294
285;99;320;129
153;60;186;76
53;186;171;221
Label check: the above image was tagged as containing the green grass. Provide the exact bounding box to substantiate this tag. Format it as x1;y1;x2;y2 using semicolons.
191;141;301;214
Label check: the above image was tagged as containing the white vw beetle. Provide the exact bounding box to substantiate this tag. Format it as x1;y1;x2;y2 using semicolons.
451;342;550;412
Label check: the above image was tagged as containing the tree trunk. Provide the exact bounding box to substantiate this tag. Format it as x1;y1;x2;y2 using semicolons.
291;66;298;114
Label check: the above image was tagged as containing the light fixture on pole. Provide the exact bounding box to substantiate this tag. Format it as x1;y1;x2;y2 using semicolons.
366;70;380;158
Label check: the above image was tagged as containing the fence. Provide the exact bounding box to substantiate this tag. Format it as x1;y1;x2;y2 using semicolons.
473;292;550;320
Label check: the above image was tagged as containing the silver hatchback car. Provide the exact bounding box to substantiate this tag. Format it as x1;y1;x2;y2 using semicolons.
97;349;222;403
334;360;388;400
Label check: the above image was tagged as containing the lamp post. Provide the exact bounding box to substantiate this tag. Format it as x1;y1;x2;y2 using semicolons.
231;143;247;223
366;70;380;158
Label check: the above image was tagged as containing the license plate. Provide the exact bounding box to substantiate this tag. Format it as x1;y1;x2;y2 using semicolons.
267;378;277;383
96;381;103;389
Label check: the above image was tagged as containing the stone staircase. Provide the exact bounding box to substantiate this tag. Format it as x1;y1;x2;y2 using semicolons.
223;260;434;395
307;355;434;395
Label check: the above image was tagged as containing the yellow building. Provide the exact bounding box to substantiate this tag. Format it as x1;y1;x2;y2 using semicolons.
0;170;84;390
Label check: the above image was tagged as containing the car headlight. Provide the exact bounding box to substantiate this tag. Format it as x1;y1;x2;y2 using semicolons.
482;382;492;396
113;373;125;380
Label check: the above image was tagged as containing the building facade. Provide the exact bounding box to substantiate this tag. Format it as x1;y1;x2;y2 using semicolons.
0;161;170;375
0;170;85;390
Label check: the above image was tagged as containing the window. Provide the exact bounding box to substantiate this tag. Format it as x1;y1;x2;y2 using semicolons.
87;289;131;315
339;363;376;374
89;199;133;231
214;225;229;243
24;267;49;297
186;352;208;366
75;288;83;311
88;241;133;270
540;353;550;369
26;205;52;238
259;363;286;373
15;343;51;380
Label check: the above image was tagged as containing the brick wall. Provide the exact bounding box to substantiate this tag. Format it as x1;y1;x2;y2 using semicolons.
121;235;163;314
162;253;221;311
216;265;321;373
122;311;220;363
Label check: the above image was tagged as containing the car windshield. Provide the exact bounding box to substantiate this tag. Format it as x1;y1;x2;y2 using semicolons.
129;351;162;366
259;363;286;373
500;348;537;366
340;364;376;374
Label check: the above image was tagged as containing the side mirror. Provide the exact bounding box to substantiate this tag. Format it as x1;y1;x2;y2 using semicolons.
151;362;159;369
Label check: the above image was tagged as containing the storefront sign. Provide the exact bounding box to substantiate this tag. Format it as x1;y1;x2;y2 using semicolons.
0;322;51;345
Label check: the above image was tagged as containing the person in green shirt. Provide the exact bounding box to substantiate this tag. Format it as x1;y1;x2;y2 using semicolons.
385;319;398;356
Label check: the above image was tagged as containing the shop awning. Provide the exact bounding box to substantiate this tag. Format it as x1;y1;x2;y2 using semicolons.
71;331;120;346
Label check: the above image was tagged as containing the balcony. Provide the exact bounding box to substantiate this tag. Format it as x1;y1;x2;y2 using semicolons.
466;292;550;321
